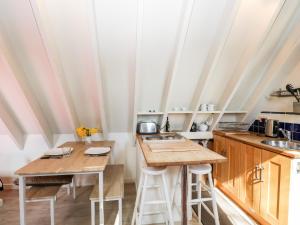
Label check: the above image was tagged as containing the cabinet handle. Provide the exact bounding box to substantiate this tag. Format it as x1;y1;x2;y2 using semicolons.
259;165;264;182
254;164;260;180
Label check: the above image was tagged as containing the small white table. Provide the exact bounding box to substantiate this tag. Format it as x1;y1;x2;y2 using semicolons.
15;141;114;225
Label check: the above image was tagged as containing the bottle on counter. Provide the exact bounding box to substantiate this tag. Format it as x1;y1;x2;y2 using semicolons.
166;117;170;132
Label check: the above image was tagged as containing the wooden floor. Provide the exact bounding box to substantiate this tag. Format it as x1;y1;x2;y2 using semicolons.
0;183;256;225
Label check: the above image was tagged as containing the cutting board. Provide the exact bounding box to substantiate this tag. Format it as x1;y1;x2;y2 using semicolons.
148;140;202;152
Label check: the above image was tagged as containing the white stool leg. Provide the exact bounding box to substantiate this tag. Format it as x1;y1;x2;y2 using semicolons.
161;174;174;225
171;166;182;205
131;173;144;225
187;171;192;220
72;177;76;199
91;201;95;225
50;199;55;225
157;185;168;225
118;199;122;225
208;173;220;225
197;175;202;224
138;174;148;225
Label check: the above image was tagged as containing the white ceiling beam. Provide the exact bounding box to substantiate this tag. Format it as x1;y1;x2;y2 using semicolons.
243;41;300;123
160;0;195;129
88;0;108;138
132;0;144;135
210;0;286;130
0;94;25;149
184;0;241;131
0;34;53;147
242;9;300;123
29;0;80;133
240;0;300;111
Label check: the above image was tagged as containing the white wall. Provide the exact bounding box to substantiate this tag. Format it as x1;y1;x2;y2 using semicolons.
0;133;136;184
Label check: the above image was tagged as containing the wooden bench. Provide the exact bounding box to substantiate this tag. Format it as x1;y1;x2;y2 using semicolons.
15;175;76;199
90;164;124;225
26;185;62;225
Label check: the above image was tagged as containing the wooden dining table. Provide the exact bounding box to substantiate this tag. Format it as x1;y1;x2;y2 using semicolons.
15;141;114;225
137;135;226;225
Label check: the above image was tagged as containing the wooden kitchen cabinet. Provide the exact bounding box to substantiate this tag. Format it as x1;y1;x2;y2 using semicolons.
213;134;291;225
213;135;226;182
225;139;241;196
239;144;261;213
260;150;291;225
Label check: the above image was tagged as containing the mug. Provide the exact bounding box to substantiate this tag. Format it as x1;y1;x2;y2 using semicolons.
208;104;215;111
200;104;208;111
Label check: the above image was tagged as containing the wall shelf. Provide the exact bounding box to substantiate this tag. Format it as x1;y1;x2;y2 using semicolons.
196;111;221;114
224;110;248;114
168;111;194;114
137;112;164;115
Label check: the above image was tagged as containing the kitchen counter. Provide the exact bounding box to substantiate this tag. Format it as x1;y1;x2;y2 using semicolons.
213;130;300;158
135;133;226;225
136;134;226;167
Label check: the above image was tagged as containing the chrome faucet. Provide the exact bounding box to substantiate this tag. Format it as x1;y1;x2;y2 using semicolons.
278;128;292;141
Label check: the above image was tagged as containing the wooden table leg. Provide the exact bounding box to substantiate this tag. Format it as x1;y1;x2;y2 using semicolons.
182;165;188;225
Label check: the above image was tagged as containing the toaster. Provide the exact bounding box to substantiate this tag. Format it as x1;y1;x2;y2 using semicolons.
137;122;159;134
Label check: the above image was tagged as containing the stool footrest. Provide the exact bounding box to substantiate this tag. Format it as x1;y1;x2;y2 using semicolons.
189;197;212;204
140;211;165;216
144;185;161;189
144;200;167;205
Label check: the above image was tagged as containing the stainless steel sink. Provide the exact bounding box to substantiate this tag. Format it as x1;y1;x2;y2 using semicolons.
142;133;185;143
261;139;300;150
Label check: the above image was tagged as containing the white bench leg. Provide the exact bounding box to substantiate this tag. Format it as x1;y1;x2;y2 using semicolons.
91;201;95;225
50;199;55;225
131;174;144;225
208;173;220;225
118;199;122;225
67;184;71;196
161;174;174;225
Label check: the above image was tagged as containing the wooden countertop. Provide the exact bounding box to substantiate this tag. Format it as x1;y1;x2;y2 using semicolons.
15;141;115;176
137;135;226;167
213;130;300;159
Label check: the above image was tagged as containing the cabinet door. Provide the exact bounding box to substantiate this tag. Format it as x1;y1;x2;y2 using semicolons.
225;139;241;196
260;150;291;225
213;135;226;180
239;144;261;213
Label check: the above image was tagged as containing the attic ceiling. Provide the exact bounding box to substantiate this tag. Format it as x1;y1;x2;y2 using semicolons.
0;0;300;148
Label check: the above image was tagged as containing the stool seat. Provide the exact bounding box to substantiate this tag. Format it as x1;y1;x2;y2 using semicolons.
142;166;167;175
189;164;211;174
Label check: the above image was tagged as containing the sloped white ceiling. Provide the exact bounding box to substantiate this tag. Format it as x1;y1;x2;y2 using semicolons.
0;0;300;148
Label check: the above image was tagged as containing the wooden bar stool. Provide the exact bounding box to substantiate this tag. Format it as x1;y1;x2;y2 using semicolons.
131;167;174;225
188;164;220;225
